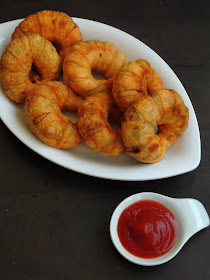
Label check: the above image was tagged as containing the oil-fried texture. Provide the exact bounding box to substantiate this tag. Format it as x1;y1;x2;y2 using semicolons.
0;34;61;103
63;40;127;98
122;89;189;163
77;92;125;156
25;81;82;149
12;10;83;60
112;59;163;112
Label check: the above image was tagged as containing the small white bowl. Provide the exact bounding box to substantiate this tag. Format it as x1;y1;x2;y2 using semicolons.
110;192;210;266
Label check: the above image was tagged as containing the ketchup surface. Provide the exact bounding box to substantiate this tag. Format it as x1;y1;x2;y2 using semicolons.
117;200;178;259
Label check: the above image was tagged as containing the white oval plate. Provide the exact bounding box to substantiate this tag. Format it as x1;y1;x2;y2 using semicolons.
0;18;201;181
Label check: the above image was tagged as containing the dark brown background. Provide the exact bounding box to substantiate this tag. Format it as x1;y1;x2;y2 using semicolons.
0;0;210;279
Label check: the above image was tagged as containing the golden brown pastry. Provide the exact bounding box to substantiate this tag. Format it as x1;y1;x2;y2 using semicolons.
112;59;163;112
0;34;61;103
121;89;189;163
25;81;82;148
63;40;127;98
77;92;125;156
12;10;83;60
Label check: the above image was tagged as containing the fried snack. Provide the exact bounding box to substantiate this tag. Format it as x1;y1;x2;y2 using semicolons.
112;59;163;112
12;10;83;60
77;92;125;156
63;40;127;98
0;34;61;103
25;81;82;149
122;89;189;163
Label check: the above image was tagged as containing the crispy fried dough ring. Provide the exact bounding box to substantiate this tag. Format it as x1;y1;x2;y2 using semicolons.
25;81;82;149
122;89;189;163
12;10;83;60
63;40;127;98
112;59;163;112
77;92;125;156
0;34;61;103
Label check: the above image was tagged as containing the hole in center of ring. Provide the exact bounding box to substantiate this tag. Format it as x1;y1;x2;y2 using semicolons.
29;64;41;83
91;70;106;80
154;125;158;133
62;111;77;124
52;42;60;53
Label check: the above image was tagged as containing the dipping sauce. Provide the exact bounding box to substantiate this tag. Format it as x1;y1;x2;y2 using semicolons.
117;200;178;259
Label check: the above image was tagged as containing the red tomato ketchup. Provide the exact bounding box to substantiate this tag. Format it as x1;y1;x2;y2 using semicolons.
117;200;178;259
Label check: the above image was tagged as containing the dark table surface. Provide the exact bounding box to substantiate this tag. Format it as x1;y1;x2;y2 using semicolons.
0;0;210;279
